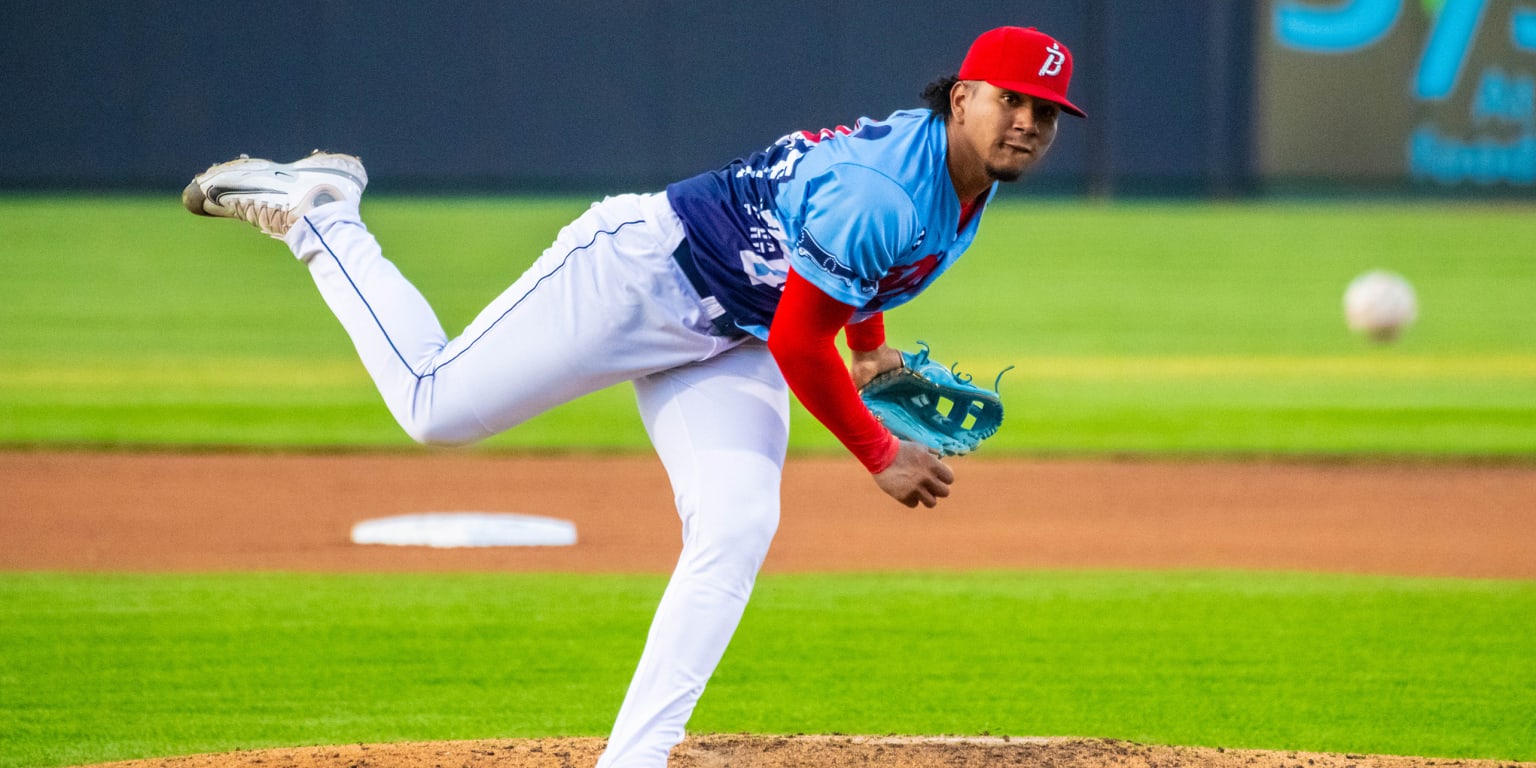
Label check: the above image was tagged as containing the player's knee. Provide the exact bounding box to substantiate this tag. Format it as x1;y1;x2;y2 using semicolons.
725;503;780;557
693;494;780;566
400;415;483;448
671;493;778;602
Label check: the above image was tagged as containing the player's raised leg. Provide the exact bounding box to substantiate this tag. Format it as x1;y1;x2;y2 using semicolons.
184;155;737;447
599;345;789;767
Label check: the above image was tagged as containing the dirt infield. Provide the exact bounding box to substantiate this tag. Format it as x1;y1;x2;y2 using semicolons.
6;449;1534;768
4;450;1534;577
76;735;1536;768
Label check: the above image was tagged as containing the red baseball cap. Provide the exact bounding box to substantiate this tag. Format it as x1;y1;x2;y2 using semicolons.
958;26;1086;118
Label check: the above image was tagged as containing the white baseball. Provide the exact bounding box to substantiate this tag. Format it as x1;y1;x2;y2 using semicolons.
1343;270;1418;342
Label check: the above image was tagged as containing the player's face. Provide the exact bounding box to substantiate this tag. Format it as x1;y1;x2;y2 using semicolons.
951;81;1059;184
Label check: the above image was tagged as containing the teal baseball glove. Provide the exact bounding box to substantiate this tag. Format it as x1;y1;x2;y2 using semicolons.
858;342;1010;457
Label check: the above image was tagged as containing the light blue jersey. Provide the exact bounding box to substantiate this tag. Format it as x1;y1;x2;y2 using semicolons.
666;108;993;339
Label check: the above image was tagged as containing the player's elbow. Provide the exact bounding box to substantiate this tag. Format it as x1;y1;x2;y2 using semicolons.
766;327;810;367
765;330;791;363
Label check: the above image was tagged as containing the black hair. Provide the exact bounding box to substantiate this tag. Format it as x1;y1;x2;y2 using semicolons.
921;74;961;118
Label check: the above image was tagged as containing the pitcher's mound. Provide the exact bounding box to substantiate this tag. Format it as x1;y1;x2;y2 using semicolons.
78;735;1534;768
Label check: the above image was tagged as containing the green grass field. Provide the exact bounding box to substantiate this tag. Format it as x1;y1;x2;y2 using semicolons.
2;196;1533;454
2;196;1533;767
3;572;1533;768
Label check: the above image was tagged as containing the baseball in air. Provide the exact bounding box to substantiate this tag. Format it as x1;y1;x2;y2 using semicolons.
1343;270;1417;342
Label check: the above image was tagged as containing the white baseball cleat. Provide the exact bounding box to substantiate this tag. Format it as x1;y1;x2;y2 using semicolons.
182;150;368;238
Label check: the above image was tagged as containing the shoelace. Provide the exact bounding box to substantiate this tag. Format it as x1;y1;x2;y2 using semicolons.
230;198;296;238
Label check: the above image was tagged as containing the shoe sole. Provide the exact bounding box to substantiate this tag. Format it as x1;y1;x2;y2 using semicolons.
182;153;365;217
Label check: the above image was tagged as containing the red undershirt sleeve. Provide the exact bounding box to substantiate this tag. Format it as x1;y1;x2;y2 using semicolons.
767;269;901;474
843;312;886;351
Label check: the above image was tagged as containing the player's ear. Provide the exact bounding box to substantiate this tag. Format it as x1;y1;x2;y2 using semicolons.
950;80;973;123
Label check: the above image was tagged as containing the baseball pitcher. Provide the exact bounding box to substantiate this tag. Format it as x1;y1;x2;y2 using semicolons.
182;25;1084;768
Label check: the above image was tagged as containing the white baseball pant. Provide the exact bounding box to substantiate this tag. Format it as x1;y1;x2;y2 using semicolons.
285;192;790;767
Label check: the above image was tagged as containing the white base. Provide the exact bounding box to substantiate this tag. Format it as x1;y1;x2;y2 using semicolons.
350;512;577;548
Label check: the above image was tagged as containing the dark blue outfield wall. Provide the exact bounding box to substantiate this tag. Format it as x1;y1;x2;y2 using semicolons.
0;1;1253;196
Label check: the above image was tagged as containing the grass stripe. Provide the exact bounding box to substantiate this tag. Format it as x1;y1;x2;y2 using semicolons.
1;571;1532;768
3;196;1535;455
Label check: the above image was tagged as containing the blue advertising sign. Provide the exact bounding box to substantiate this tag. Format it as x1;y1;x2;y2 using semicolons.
1262;0;1535;189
